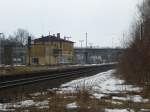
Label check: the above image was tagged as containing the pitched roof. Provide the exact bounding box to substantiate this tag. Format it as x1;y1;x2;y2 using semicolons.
34;35;74;43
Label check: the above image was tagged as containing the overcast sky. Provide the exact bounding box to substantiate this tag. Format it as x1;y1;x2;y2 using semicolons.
0;0;140;47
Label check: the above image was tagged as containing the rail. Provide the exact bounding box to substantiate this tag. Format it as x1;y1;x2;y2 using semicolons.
0;64;115;90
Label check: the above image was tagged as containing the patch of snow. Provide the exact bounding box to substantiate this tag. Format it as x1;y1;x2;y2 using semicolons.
35;100;49;107
15;100;35;108
15;100;49;109
66;102;78;109
113;95;149;103
0;103;15;112
93;93;106;99
130;95;143;102
38;106;49;109
105;109;134;112
104;100;123;105
60;69;142;96
111;101;123;105
113;96;128;101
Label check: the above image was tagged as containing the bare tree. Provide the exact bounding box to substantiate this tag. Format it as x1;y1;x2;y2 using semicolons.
14;28;30;46
118;0;150;87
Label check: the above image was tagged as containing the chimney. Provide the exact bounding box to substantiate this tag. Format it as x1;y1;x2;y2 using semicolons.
57;33;60;38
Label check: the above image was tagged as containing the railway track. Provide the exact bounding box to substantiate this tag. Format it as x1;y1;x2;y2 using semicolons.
0;64;115;90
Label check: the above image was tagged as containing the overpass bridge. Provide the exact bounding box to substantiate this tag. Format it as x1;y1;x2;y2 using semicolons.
74;48;123;64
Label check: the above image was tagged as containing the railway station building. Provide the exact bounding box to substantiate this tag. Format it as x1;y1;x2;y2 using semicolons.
28;33;74;65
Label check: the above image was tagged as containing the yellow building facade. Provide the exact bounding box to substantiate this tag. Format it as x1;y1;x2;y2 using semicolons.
28;33;74;65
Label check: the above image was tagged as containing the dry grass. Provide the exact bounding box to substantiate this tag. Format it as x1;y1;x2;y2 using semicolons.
0;65;71;75
48;92;68;112
0;66;33;75
75;88;102;112
11;88;149;112
2;84;150;112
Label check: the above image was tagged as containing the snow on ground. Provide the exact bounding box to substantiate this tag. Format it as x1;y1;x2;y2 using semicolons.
105;109;135;112
15;100;35;108
0;103;15;112
60;69;142;96
71;62;116;67
0;100;49;111
66;102;78;109
60;69;150;104
15;100;49;108
113;95;149;103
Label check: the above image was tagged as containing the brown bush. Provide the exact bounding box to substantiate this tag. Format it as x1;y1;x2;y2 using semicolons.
48;93;67;112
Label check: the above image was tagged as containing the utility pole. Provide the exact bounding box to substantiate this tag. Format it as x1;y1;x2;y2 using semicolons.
28;36;31;65
79;40;84;48
112;37;114;48
86;32;88;48
0;33;2;65
49;32;51;65
85;32;88;64
0;33;4;65
122;33;125;48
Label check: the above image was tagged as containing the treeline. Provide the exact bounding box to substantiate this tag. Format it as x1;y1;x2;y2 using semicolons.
0;29;32;47
118;0;150;86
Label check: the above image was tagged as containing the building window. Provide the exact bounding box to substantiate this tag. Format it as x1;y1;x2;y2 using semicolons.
32;57;39;64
